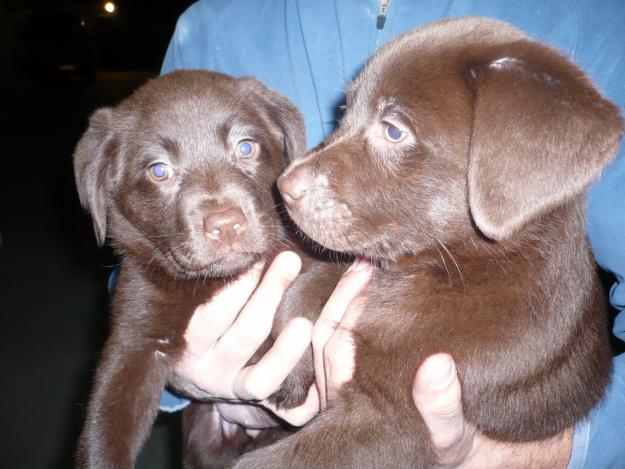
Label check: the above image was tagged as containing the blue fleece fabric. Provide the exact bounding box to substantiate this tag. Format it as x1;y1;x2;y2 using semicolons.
159;2;625;466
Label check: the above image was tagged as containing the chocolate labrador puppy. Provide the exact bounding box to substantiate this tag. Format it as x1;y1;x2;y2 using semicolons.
233;18;624;468
73;70;342;468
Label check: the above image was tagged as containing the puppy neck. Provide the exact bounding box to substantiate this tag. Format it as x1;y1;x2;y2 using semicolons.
378;250;450;274
380;201;586;284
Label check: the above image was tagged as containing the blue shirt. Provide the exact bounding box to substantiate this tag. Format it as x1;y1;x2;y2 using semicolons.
161;2;625;467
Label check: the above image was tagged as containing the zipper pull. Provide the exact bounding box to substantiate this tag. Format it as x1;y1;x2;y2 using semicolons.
376;0;389;30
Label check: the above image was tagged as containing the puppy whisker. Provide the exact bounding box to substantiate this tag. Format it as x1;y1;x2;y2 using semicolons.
147;232;185;240
435;238;465;289
146;240;192;274
432;238;452;287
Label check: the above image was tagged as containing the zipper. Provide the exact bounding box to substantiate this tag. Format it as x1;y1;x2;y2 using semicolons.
376;0;390;30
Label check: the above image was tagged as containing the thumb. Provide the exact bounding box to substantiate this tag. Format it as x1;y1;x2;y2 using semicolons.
413;354;472;454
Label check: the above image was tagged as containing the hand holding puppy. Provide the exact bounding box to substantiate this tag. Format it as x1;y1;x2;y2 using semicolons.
175;254;372;426
181;256;573;468
176;251;312;403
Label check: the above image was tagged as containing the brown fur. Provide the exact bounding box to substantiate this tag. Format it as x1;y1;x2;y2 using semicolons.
234;18;624;468
73;70;343;468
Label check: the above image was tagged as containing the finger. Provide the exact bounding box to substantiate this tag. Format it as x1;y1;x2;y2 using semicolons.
233;317;313;400
412;354;469;451
214;402;279;430
216;250;302;369
312;259;373;408
322;296;365;406
262;384;320;427
184;264;264;356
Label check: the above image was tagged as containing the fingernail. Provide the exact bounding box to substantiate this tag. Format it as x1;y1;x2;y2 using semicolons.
348;256;370;273
429;359;456;391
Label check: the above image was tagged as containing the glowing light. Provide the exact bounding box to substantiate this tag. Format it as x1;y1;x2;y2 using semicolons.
104;2;116;14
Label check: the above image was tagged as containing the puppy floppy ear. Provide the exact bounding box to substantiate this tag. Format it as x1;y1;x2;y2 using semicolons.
73;107;118;246
272;92;307;161
239;77;307;161
465;48;623;241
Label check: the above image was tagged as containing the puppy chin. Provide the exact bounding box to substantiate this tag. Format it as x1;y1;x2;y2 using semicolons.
291;215;408;262
168;251;259;279
202;253;260;278
289;214;354;254
287;209;355;254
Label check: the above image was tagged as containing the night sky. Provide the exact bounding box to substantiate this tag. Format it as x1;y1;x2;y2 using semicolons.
1;1;195;467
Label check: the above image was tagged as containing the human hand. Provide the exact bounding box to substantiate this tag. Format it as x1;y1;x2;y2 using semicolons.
260;258;374;425
176;250;314;406
176;252;372;428
269;266;574;468
413;354;573;468
179;252;573;469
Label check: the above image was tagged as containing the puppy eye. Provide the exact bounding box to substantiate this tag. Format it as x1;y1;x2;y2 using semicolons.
147;162;173;181
384;122;407;143
235;140;258;159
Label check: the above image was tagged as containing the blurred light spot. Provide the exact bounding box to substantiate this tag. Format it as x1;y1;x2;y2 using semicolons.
104;2;116;14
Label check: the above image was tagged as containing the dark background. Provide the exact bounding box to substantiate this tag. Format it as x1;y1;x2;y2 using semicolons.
0;1;193;467
0;1;623;468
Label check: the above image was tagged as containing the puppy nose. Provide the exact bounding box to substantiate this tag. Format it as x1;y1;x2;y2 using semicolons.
204;207;247;242
278;169;309;205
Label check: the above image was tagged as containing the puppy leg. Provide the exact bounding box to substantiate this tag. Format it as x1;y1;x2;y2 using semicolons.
183;403;296;468
268;262;344;408
182;403;252;469
266;348;314;409
77;336;173;468
233;392;433;468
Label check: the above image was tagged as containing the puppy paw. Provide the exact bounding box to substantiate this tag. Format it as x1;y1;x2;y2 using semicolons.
267;350;314;409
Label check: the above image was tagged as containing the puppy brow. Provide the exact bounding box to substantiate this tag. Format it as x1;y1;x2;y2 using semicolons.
133;138;178;167
160;137;181;161
217;122;231;143
223;120;265;146
380;97;403;114
381;105;412;129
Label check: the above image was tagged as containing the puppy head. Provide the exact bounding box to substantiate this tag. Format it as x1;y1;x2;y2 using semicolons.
74;70;305;278
279;18;623;261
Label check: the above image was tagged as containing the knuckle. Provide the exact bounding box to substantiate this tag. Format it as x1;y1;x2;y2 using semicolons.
431;427;472;465
324;335;341;358
275;273;297;291
313;318;338;339
323;335;353;371
431;401;463;421
326;326;353;352
323;353;333;376
233;332;264;356
312;329;333;355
